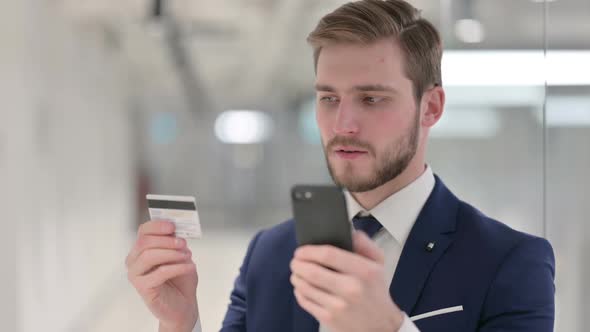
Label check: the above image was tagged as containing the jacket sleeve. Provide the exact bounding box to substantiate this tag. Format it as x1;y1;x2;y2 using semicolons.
220;231;264;332
478;236;556;331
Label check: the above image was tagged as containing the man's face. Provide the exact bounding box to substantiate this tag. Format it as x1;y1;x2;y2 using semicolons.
315;39;421;193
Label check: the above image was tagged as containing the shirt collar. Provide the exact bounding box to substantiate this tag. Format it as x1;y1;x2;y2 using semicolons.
344;165;435;246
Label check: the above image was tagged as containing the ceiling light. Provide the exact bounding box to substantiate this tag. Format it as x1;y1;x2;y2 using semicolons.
214;110;273;144
442;50;590;86
454;19;485;43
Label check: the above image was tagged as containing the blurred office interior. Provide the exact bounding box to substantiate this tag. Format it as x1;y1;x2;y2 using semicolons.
1;0;589;331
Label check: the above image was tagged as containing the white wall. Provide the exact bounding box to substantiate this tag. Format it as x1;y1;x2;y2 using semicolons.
1;1;135;331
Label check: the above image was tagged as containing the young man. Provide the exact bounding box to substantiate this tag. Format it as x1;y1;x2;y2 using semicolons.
126;1;555;331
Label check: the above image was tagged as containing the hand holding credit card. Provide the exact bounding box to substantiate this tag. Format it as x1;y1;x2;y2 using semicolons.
147;194;203;238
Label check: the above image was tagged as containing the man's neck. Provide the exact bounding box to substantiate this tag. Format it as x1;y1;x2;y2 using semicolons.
351;161;427;211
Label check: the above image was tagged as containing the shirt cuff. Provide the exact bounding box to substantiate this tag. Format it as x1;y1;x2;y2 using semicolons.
191;318;202;332
398;312;420;332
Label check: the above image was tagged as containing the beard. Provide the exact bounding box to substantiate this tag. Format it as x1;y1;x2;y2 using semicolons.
324;111;419;193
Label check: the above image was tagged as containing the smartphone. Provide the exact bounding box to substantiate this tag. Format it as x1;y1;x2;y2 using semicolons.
291;185;353;251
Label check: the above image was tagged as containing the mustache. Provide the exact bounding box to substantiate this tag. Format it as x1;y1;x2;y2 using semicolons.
326;136;375;156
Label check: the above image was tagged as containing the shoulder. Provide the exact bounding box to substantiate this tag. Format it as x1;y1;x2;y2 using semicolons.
455;203;557;325
244;219;298;261
456;199;550;246
255;218;297;245
455;200;554;265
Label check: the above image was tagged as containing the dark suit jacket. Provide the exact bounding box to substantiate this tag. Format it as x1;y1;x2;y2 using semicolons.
221;175;555;331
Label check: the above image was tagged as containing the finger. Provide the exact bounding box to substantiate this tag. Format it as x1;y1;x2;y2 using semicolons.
290;273;344;310
290;259;355;296
352;230;385;264
129;248;191;277
126;235;186;267
136;262;196;291
138;220;176;237
294;244;378;276
294;288;332;324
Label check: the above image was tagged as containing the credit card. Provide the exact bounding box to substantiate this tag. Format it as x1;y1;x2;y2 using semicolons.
146;194;202;239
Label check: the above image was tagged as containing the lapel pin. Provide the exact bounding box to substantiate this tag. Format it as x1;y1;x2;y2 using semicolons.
426;242;435;252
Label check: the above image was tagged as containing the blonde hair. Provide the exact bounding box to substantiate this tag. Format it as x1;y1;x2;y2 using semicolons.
307;0;442;100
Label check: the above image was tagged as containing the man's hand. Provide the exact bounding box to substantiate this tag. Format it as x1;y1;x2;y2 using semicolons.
126;220;199;332
290;230;404;332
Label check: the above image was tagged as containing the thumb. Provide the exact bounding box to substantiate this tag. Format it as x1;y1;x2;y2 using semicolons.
353;230;384;264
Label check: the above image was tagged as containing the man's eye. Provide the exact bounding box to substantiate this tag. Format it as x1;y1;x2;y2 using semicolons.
363;96;381;104
320;96;338;103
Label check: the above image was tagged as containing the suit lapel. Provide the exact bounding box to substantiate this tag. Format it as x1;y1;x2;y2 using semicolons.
390;175;459;314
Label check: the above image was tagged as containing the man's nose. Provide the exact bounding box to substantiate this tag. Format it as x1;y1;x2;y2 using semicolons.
333;100;359;136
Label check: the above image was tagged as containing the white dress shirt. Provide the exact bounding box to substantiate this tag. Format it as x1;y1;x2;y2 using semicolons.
192;319;202;332
192;166;434;332
319;165;435;332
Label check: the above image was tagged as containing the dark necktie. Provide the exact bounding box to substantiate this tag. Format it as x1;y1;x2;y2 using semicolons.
353;214;383;238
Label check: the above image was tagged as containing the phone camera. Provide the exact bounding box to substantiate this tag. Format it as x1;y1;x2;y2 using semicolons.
294;191;313;200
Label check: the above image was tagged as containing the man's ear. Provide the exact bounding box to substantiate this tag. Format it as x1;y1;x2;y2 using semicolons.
420;86;445;128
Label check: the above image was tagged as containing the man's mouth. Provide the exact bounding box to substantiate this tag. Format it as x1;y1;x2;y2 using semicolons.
333;146;369;159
